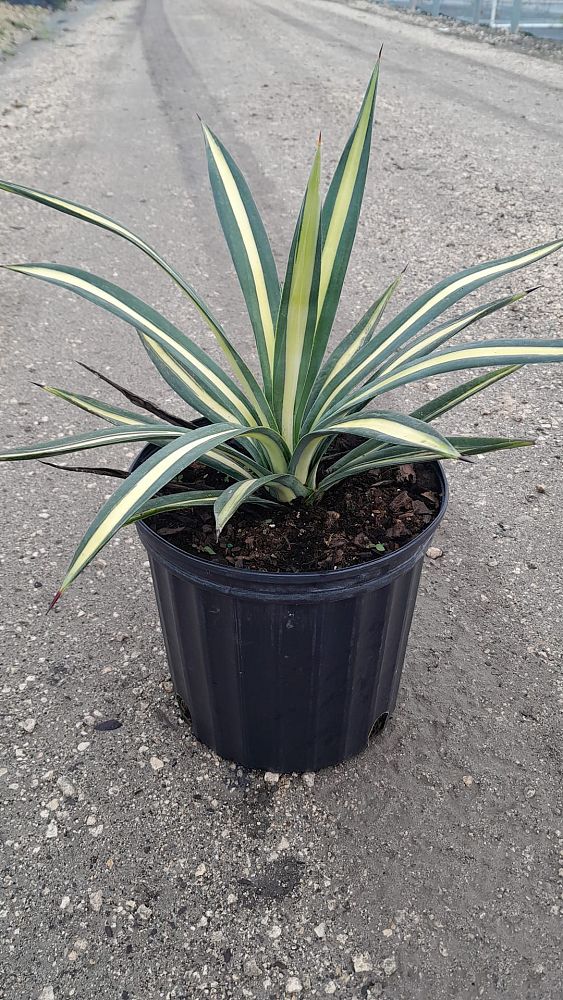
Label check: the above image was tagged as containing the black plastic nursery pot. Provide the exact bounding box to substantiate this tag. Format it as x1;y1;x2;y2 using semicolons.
134;446;449;773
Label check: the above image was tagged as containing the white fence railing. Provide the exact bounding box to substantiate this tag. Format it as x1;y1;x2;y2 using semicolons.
375;0;563;40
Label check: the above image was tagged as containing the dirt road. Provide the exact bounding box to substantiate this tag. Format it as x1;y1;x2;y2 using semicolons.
1;1;562;997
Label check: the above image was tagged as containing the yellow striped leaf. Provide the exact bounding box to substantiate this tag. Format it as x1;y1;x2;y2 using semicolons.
290;411;460;484
4;263;259;426
0;178;266;405
214;474;308;535
308;238;563;425
314;62;380;356
202;124;279;394
337;339;563;413
273;141;322;447
39;385;163;427
0;424;182;462
376;290;531;377
319;435;534;491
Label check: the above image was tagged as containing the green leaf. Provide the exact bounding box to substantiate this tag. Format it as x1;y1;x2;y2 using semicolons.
308;237;563;425
314;61;380;361
77;361;193;427
0;178;267;407
0;424;182;462
213;473;308;535
4;263;274;428
411;365;522;423
201;123;280;394
301;274;401;423
273;141;322;446
52;423;249;601
328;365;522;473
375;289;533;378
37;384;164;427
125;489;221;523
334;337;563;414
319;434;534;491
290;410;460;484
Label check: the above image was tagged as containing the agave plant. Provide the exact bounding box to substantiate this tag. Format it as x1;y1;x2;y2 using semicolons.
1;60;563;606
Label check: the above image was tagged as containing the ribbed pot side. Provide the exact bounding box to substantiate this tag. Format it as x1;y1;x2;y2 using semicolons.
134;450;448;772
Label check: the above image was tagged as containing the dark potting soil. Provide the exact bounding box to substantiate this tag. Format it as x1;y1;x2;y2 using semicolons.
147;444;442;573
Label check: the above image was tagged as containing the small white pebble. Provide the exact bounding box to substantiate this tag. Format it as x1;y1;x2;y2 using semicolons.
462;775;474;787
426;546;443;560
20;718;36;733
60;896;71;911
314;922;326;938
45;820;58;840
137;903;152;920
268;925;282;940
89;824;104;838
38;987;55;1000
302;772;315;789
195;863;206;878
325;983;336;996
89;890;103;912
150;756;164;772
46;798;59;811
77;742;90;752
285;977;302;995
264;771;279;785
383;927;393;937
57;776;75;798
352;952;373;973
382;955;397;976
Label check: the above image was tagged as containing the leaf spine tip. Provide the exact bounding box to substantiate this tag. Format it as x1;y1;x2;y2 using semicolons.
47;589;63;613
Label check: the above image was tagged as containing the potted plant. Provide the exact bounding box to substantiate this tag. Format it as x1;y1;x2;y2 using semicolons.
1;61;562;772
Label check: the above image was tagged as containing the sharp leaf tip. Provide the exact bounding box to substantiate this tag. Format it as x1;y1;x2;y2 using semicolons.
47;589;63;613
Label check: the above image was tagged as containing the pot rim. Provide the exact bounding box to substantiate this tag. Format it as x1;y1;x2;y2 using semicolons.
132;445;449;584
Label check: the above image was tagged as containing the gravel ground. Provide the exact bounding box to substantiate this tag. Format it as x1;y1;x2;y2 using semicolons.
0;1;49;56
0;0;562;998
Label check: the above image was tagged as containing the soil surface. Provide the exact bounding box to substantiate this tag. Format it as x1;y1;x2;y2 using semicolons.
150;460;441;572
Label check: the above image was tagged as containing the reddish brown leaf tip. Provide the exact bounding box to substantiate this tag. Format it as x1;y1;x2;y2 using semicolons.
47;590;62;613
